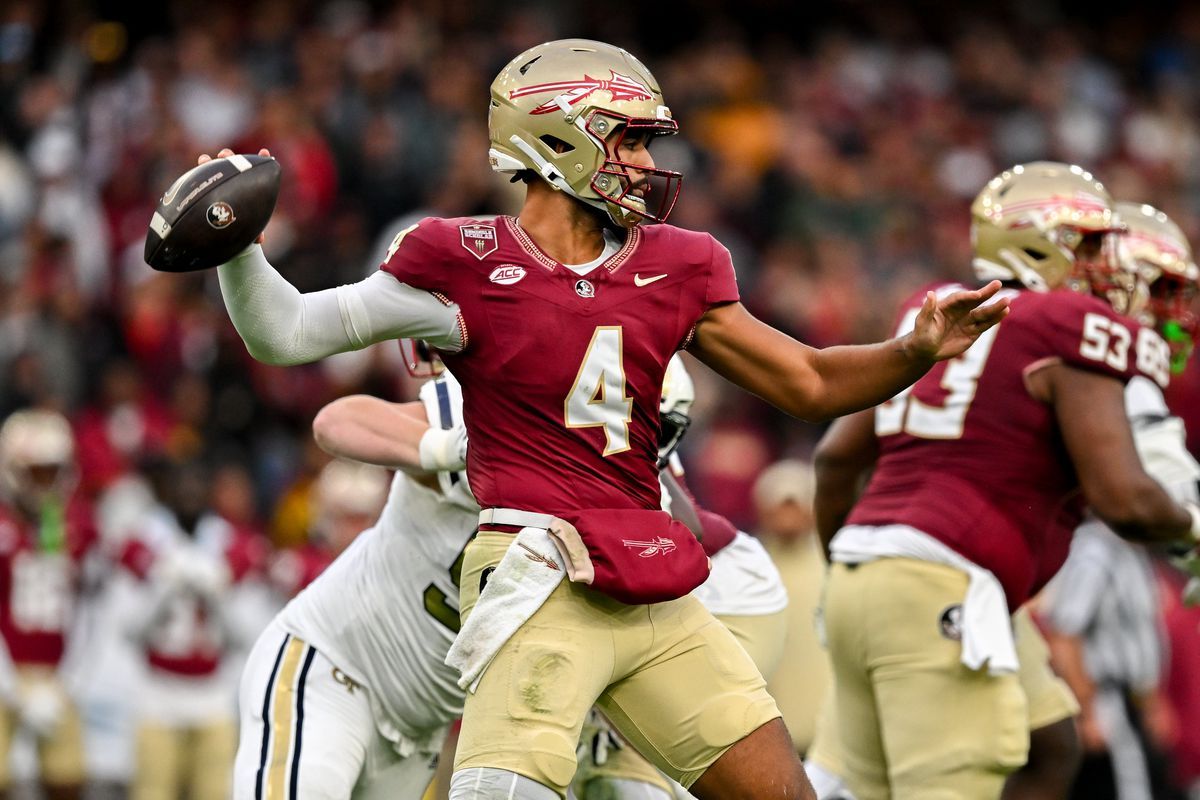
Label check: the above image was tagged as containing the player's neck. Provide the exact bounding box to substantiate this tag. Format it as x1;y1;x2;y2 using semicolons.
518;187;611;264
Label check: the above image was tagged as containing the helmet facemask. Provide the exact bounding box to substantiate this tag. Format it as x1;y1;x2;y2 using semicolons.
1143;270;1199;373
1067;228;1139;315
586;111;681;226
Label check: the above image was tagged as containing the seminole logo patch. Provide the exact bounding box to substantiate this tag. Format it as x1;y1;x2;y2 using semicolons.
939;604;964;641
206;201;235;229
622;537;677;558
460;224;497;260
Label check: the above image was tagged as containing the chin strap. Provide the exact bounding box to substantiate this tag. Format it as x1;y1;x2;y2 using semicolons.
507;136;573;194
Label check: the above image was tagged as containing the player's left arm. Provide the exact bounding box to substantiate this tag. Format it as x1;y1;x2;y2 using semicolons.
689;287;1009;422
312;396;467;474
813;408;879;557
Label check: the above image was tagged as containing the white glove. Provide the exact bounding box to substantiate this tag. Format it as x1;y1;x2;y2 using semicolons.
418;425;469;472
18;680;64;738
1133;417;1200;501
183;556;231;597
151;548;192;591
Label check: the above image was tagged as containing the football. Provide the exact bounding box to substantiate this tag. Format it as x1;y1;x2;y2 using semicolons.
144;154;281;272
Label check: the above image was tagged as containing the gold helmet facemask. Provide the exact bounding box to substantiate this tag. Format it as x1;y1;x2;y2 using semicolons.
489;39;681;227
1116;201;1200;373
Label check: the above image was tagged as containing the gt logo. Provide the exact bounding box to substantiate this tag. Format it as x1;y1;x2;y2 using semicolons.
489;265;526;285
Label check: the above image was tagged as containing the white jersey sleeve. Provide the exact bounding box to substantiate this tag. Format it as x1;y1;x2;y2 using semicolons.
417;371;476;510
691;532;789;616
1124;377;1200;504
217;244;463;366
1124;375;1171;420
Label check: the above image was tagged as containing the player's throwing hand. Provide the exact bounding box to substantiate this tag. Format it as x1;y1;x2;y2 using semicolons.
197;147;273;244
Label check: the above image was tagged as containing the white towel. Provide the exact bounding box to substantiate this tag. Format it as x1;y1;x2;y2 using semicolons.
830;524;1019;675
445;526;566;692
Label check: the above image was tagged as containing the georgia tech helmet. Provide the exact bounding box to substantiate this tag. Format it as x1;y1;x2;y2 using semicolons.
1116;201;1199;372
488;39;681;227
972;162;1123;299
658;354;695;468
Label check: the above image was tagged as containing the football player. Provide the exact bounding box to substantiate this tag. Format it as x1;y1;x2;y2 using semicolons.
1033;201;1200;799
236;357;769;800
116;457;265;800
204;38;1010;800
809;163;1200;800
571;355;790;800
0;409;96;800
232;373;475;800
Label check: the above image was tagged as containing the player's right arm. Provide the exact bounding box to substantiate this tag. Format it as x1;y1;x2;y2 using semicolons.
812;408;878;557
312;396;467;474
203;148;463;365
217;244;463;365
1032;363;1197;543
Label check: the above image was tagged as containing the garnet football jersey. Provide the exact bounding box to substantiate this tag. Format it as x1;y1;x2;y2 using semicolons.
380;215;738;516
847;283;1172;610
0;497;96;666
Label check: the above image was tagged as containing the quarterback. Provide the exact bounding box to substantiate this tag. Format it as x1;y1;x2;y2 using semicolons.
204;38;1008;800
811;163;1200;800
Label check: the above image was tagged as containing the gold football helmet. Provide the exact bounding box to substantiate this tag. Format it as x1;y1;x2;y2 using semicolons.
1117;201;1199;372
0;409;76;513
971;162;1127;305
488;39;681;227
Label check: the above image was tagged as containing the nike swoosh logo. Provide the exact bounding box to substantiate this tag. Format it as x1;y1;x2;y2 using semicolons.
634;273;668;287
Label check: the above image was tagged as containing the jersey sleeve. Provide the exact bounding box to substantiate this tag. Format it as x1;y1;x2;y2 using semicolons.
704;238;740;308
418;370;466;432
377;218;474;352
380;219;457;298
1040;293;1170;387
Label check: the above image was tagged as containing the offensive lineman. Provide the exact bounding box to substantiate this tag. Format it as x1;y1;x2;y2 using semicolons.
812;164;1200;800
204;38;1011;800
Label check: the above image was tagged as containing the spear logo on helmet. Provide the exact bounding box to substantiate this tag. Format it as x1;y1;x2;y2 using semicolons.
510;71;654;115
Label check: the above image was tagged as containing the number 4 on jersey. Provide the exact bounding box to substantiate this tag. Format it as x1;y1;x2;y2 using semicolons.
565;327;633;456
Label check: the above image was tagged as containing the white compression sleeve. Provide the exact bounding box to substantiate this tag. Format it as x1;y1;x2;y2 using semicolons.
217;244;464;365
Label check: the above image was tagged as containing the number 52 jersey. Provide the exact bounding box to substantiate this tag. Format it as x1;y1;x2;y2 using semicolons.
380;215;739;517
847;283;1171;611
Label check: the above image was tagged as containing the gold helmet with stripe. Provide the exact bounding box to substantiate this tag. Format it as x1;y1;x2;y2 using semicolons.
971;162;1133;310
1117;201;1199;372
488;39;681;227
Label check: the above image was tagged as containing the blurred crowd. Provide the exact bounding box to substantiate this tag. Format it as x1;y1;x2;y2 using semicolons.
0;0;1199;796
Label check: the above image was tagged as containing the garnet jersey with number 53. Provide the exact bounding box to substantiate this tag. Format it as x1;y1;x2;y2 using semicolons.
848;283;1172;611
380;215;738;516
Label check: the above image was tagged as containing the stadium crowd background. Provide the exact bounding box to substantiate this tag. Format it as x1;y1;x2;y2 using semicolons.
2;0;1200;795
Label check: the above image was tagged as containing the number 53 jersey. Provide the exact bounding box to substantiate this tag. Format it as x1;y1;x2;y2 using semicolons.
847;283;1171;611
380;215;738;516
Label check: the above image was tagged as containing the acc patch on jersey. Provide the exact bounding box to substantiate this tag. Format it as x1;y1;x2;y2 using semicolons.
460;224;497;260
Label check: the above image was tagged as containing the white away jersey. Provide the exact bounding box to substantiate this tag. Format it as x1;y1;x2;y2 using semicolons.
277;373;478;749
690;531;789;617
